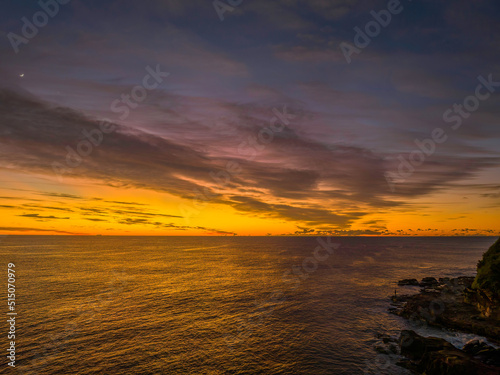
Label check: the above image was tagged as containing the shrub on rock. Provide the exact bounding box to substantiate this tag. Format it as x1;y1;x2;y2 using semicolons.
472;238;500;296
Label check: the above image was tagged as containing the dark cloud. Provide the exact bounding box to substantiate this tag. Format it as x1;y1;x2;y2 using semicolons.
111;209;182;219
38;193;85;199
18;214;70;220
1;88;499;230
79;207;108;215
118;218;149;225
0;196;42;202
295;226;315;235
227;195;365;228
0;227;77;234
105;201;147;206
21;204;75;212
117;218;236;235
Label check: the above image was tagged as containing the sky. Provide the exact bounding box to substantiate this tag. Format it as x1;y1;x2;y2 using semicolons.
0;0;499;236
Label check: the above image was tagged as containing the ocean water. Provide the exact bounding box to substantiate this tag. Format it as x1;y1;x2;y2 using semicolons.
0;236;496;374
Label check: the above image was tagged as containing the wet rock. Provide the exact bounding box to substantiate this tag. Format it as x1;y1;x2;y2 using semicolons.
392;239;500;373
374;344;391;355
463;339;500;367
464;287;500;320
399;330;455;359
391;277;500;343
463;339;492;356
419;277;439;287
398;278;420;286
398;330;500;375
374;333;400;357
375;333;398;345
457;276;476;286
396;357;417;372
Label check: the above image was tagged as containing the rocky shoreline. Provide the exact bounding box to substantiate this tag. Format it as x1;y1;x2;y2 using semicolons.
392;276;500;342
397;330;500;374
388;275;500;374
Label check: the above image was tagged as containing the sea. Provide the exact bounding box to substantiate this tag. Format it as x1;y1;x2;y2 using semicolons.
0;236;497;374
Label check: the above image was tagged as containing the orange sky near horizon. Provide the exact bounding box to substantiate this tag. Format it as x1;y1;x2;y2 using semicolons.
1;169;498;237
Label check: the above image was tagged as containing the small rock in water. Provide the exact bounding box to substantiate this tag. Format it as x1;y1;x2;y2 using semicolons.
398;278;419;286
419;276;439;287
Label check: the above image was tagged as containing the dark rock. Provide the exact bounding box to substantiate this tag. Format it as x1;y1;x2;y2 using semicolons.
398;330;500;375
392;277;500;343
375;333;398;345
457;276;476;286
436;277;473;294
388;343;399;354
396;357;417;372
463;339;500;367
421;287;441;294
477;348;500;367
374;344;391;355
471;315;486;321
422;349;481;375
463;339;492;355
420;277;439;287
391;239;500;373
399;278;420;286
464;287;500;320
399;330;455;359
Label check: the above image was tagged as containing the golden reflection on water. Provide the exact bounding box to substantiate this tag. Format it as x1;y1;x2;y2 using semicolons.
0;236;493;374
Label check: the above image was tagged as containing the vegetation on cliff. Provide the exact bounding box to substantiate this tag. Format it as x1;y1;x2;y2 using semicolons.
472;238;500;296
